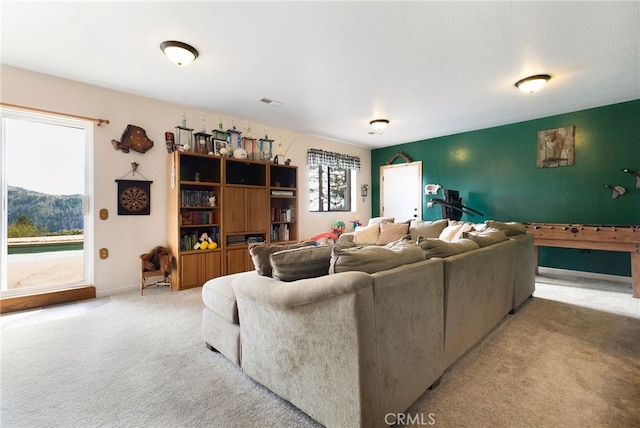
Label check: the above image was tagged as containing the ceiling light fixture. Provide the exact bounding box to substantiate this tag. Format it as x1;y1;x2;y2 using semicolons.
369;119;390;132
160;41;199;66
515;74;551;93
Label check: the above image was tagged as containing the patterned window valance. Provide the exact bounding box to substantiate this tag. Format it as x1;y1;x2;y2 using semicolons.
307;148;361;171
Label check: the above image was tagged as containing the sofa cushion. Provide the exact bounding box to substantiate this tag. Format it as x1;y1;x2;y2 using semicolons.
376;222;410;245
329;240;425;274
462;228;508;247
270;245;343;282
483;220;527;236
409;219;448;240
417;237;479;258
368;216;394;225
249;241;316;276
439;222;474;241
354;222;380;245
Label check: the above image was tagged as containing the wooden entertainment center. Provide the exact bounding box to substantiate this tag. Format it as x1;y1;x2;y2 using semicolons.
167;151;298;290
525;223;640;298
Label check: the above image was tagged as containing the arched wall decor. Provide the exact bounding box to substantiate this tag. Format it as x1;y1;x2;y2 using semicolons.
385;150;413;165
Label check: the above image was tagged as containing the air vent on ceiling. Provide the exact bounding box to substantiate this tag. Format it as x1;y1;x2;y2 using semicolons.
258;97;284;107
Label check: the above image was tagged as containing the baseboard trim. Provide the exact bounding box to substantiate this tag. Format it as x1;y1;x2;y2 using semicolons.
537;267;632;284
0;286;96;314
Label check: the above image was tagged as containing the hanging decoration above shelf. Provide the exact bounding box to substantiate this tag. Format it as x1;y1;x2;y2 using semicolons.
115;162;153;215
111;124;154;154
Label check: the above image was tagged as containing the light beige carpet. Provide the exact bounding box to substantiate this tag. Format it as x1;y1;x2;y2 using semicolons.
402;285;640;427
1;276;639;428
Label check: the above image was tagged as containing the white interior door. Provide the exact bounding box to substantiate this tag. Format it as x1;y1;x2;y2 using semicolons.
380;161;422;222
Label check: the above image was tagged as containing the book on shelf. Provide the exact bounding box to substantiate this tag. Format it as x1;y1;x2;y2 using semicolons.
181;210;215;226
271;207;295;222
181;190;217;207
270;224;290;242
271;190;294;196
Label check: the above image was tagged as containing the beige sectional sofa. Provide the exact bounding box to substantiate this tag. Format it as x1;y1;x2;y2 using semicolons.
201;219;535;428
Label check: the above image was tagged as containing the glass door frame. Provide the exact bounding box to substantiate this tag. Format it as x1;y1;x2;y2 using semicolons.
0;108;94;296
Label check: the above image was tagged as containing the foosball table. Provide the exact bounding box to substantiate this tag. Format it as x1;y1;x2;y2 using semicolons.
524;223;640;298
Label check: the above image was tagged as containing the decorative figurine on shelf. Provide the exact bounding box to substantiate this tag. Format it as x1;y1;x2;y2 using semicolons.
175;113;194;152
194;232;216;250
165;132;175;153
331;221;346;237
208;195;216;207
233;148;248;159
194;172;200;182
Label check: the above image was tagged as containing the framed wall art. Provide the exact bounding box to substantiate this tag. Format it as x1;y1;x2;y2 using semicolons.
537;125;575;168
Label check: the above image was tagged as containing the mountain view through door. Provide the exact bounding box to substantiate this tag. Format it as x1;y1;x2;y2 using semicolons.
1;111;91;295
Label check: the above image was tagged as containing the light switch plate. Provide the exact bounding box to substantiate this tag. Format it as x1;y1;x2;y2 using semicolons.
99;209;109;220
99;248;109;259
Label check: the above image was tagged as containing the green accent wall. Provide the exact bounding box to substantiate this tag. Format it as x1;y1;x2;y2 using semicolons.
371;100;640;277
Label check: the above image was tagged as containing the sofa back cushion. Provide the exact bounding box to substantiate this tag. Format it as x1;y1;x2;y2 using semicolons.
409;219;448;240
329;240;425;274
249;241;316;276
417;237;479;258
483;220;526;236
376;222;410;245
269;243;357;282
462;228;508;247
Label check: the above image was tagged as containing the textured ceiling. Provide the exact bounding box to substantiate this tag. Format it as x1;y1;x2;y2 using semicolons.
1;1;639;148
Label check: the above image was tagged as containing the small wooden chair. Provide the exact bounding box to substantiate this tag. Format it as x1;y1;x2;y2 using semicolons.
140;247;173;295
141;267;171;295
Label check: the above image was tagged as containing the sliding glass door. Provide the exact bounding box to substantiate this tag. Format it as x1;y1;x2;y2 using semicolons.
1;109;93;296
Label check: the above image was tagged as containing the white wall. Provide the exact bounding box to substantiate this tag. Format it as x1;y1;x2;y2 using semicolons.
1;65;372;295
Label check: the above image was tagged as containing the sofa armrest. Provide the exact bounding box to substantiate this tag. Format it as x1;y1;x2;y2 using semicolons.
337;232;355;243
510;233;536;311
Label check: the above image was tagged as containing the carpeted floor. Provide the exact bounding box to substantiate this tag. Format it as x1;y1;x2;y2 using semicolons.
1;275;639;428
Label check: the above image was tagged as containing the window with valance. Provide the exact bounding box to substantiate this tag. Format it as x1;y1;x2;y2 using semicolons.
307;149;360;212
306;148;361;171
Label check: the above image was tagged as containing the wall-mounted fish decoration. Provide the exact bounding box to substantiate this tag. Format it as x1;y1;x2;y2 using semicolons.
112;124;154;154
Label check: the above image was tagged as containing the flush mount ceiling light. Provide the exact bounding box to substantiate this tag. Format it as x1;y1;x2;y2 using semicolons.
369;119;390;132
515;74;551;93
160;41;199;66
258;97;284;107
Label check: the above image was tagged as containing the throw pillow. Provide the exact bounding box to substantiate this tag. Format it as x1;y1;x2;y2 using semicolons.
376;222;410;245
439;222;474;241
409;219;448;240
329;240;425;274
353;222;380;245
483;220;527;236
417;237;479;258
249;241;315;276
269;243;355;282
462;228;508;247
368;217;395;225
